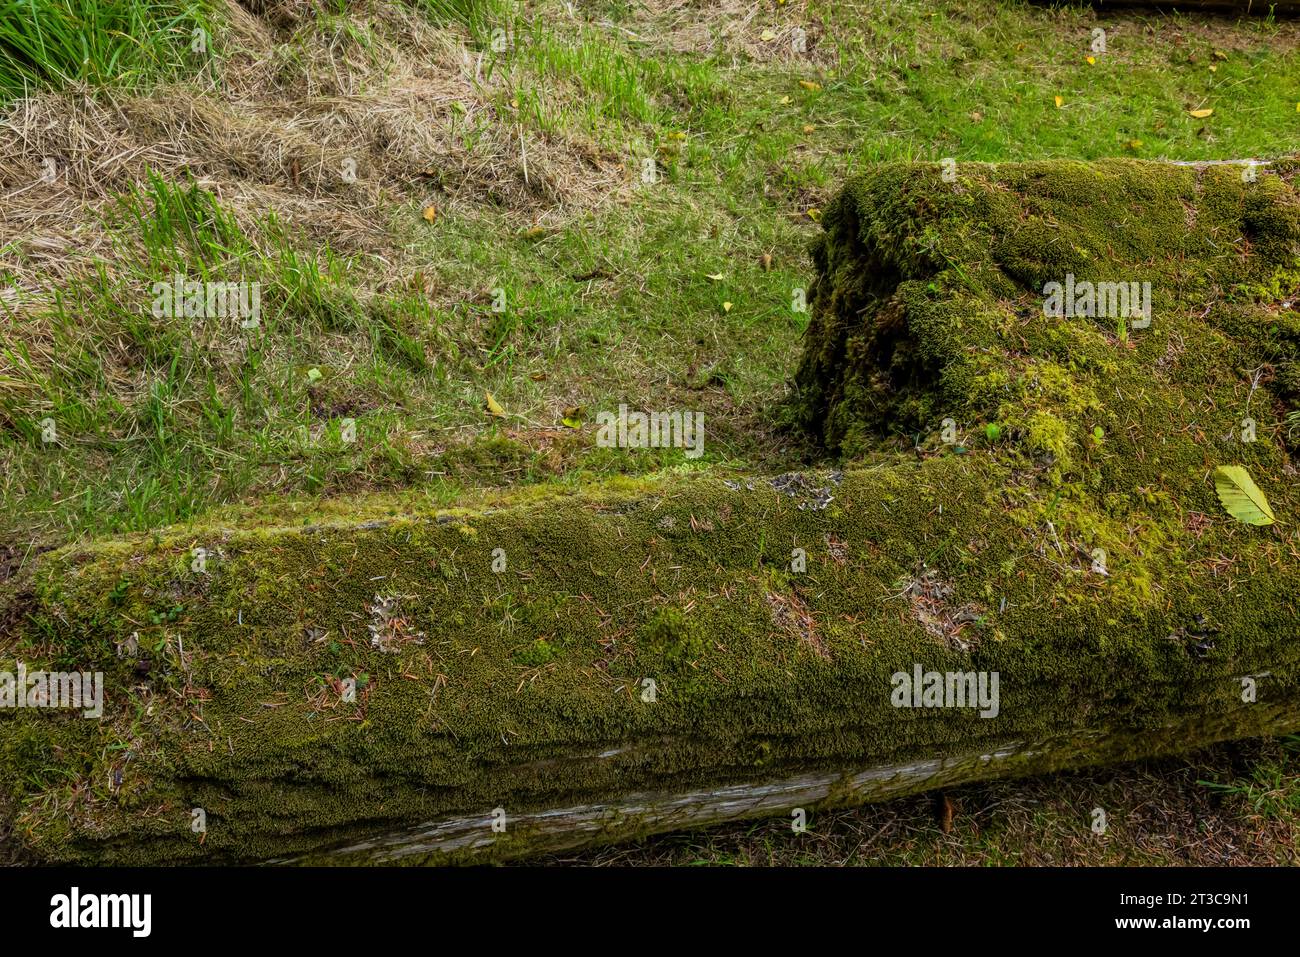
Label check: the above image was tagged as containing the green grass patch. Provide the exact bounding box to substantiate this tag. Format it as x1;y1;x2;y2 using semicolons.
4;1;1300;542
0;0;216;102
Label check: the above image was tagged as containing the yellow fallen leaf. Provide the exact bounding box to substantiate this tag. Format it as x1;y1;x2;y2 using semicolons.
722;302;733;312
1188;108;1214;118
1212;49;1228;61
561;405;584;429
778;95;791;105
1085;56;1095;65
521;225;546;240
1214;464;1276;526
1209;65;1217;73
1054;95;1063;108
667;131;687;141
799;80;822;91
760;29;777;42
806;207;822;222
510;98;519;108
484;393;505;417
422;205;437;223
802;123;816;134
1126;139;1143;150
706;272;725;281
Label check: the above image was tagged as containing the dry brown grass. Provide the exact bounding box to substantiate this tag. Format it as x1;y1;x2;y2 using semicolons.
0;1;630;295
610;0;838;67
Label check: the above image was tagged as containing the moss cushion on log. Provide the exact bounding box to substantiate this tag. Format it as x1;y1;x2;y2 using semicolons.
3;159;1299;864
1032;1;1300;14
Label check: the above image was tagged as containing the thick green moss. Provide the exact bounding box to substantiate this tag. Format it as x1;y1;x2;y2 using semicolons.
794;157;1300;629
2;160;1299;864
796;159;1300;459
2;452;1297;863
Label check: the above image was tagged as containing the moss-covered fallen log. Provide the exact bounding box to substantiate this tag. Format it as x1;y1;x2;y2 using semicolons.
3;158;1300;864
278;702;1300;863
1032;1;1300;13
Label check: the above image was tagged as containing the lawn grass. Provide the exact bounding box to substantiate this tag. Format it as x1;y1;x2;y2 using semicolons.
4;1;1299;542
1;0;1298;863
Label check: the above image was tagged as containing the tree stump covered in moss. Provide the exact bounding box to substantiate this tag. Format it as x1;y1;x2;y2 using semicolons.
3;160;1300;864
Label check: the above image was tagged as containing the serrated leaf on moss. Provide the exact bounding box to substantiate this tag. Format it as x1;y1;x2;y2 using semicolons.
1214;465;1276;526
